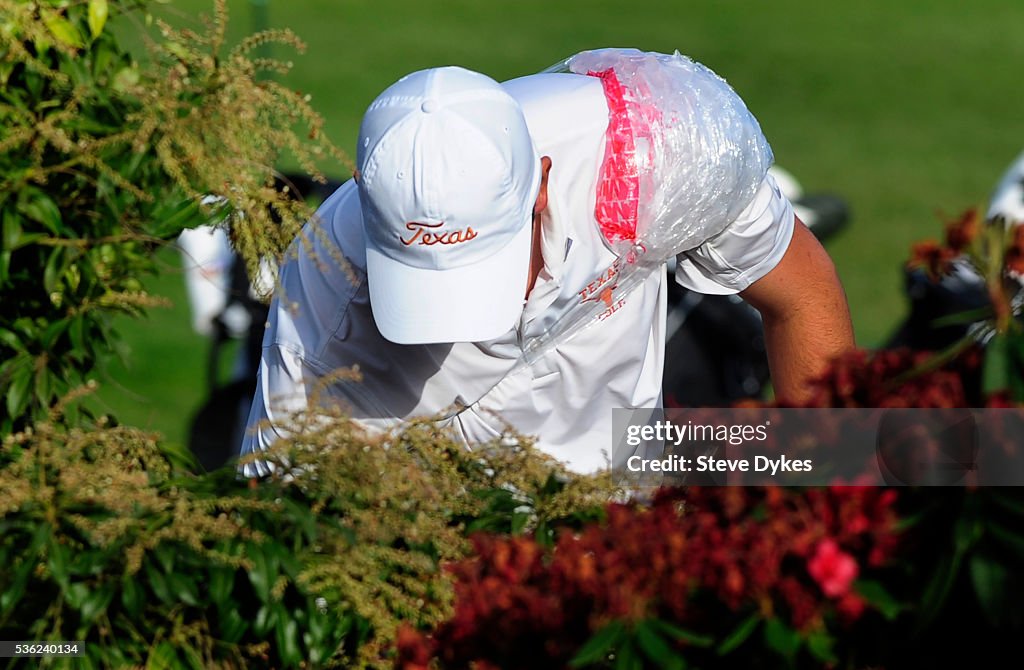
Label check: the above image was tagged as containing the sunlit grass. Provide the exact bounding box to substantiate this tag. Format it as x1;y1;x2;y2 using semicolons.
102;0;1024;445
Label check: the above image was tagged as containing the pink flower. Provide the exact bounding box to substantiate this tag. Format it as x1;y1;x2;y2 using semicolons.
807;539;859;598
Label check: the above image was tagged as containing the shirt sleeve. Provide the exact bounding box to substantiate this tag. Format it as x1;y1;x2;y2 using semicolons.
674;171;795;295
237;182;365;477
238;341;322;478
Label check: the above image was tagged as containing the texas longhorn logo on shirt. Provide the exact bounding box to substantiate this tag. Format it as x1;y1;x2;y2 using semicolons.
578;257;622;306
400;221;478;246
578;257;629;321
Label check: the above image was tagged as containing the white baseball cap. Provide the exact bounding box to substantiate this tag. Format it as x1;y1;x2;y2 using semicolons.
355;66;542;345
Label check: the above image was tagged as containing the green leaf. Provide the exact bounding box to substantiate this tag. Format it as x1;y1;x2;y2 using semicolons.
969;552;1015;627
144;561;171;604
19;190;63;236
915;550;962;633
34;365;52;406
153;543;176;573
253;604;278;637
180;645;206;670
647;619;713;647
717;613;759;655
87;0;108;39
570;620;626;668
69;316;86;354
146;198;202;237
80;583;115;624
306;608;330;652
540;472;566;496
90;36;117;78
112;66;139;93
990;491;1024;519
276;498;319;545
954;503;983;553
854;579;902;620
0;328;27;353
248;542;277;603
615;639;643;670
511;510;530;534
634;621;683;670
43;246;65;294
987;521;1024;558
763;617;801;659
534;521;556;547
276;613;301;666
166;572;200;607
219;605;247;643
929;306;993;328
65;582;90;609
984;332;1012;395
2;208;22;250
209;566;234;604
892;507;933;531
48;539;71;589
42;319;69;349
145;642;179;670
44;12;85;49
6;364;32;419
806;629;837;664
1;524;50;616
264;535;301;577
121;575;143;618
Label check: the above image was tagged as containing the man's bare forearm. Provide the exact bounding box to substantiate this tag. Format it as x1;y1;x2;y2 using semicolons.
761;287;854;403
742;219;855;404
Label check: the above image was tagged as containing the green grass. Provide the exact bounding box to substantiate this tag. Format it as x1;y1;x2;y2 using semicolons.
97;0;1024;446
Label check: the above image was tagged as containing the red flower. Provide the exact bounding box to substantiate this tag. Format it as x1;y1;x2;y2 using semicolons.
395;624;435;670
802;348;968;409
407;487;900;666
944;208;980;252
807;539;859;598
907;240;957;280
836;592;867;622
1005;224;1024;276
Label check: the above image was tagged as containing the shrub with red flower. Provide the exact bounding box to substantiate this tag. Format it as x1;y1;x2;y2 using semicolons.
397;485;900;669
800;346;981;409
393;204;1024;670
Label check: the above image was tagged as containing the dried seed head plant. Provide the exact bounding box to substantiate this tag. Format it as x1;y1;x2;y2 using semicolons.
1;381;618;667
0;0;350;430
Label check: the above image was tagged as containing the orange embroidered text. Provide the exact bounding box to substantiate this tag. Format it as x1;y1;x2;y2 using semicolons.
578;258;622;304
400;222;478;247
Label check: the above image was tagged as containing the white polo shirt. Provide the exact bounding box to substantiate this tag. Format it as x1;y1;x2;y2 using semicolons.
240;72;794;475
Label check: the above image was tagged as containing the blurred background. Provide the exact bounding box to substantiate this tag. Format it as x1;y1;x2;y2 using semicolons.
96;0;1024;447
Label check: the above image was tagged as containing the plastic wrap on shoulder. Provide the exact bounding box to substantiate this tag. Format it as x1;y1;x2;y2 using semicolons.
545;48;774;259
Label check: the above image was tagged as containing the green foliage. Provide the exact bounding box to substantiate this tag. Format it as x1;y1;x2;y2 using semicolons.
0;0;346;434
903;489;1024;636
570;620;713;670
0;387;616;667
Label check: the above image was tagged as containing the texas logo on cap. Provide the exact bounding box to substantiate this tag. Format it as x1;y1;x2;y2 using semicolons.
399;221;479;247
355;66;542;345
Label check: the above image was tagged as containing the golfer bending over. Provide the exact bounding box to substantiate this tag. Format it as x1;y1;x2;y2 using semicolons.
239;49;854;474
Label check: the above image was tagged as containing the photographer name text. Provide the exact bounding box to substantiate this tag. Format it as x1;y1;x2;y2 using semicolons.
626;454;813;476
